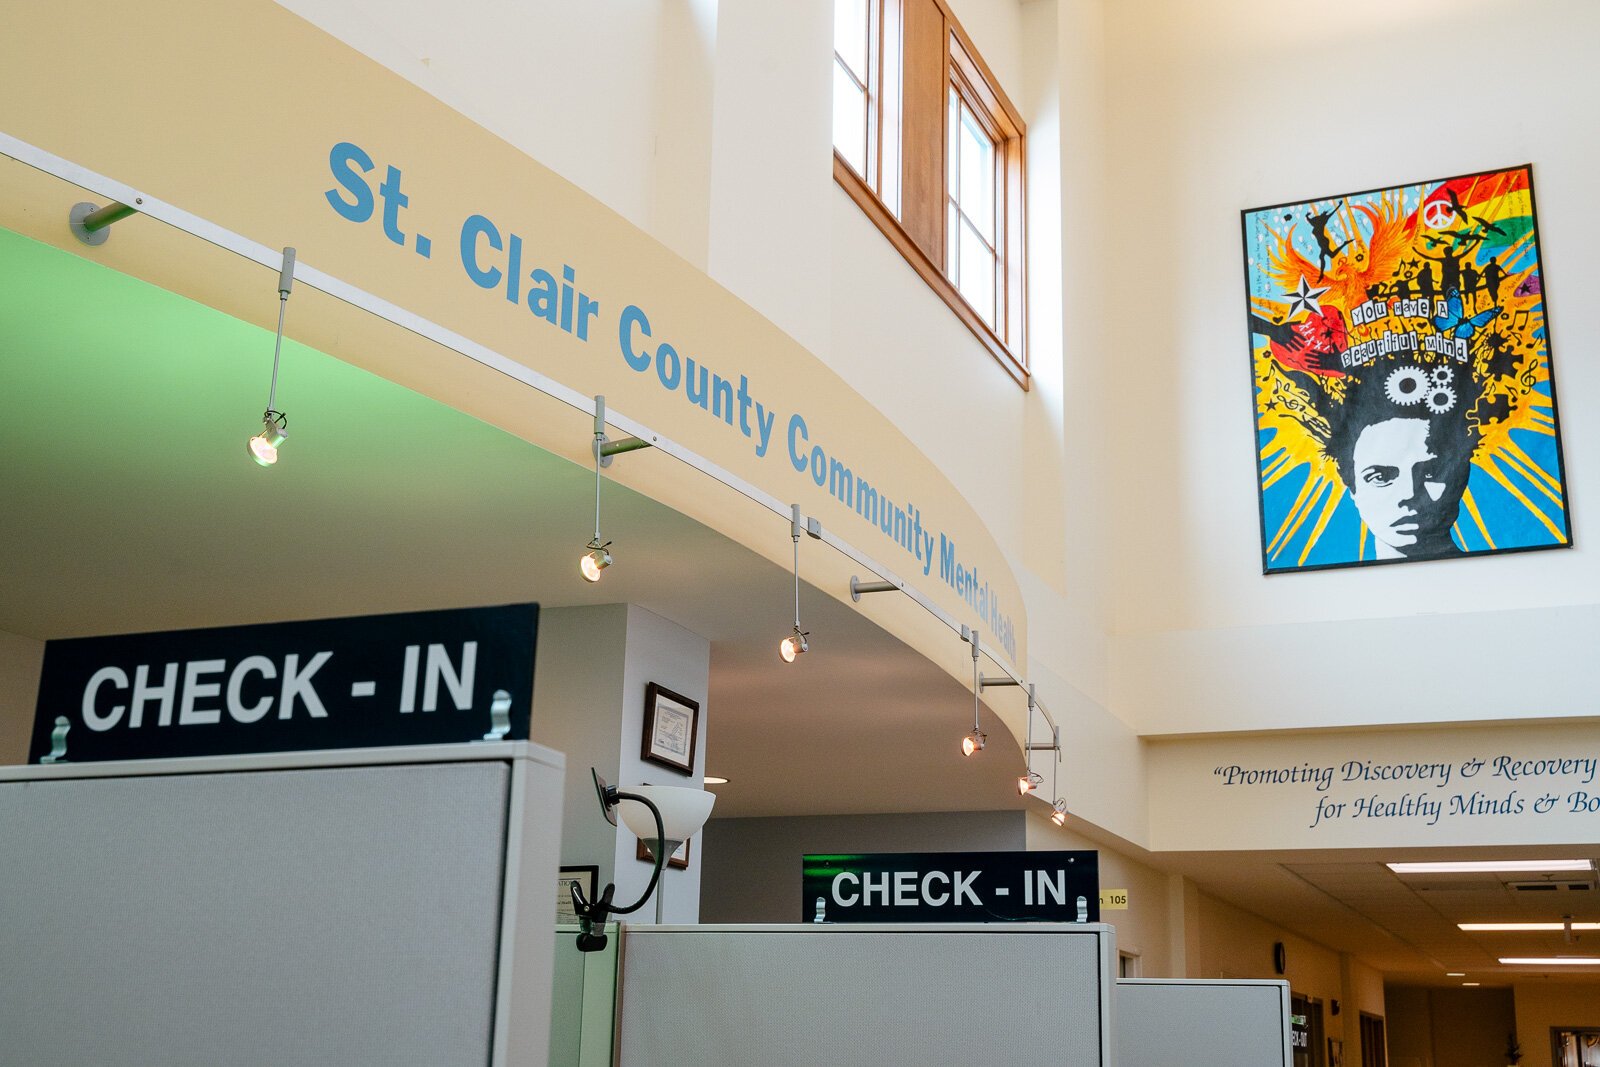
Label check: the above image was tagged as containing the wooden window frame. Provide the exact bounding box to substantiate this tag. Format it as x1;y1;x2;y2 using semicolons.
833;0;1028;388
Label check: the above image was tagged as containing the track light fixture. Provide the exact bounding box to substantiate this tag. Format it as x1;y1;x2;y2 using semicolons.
247;247;296;467
1045;686;1068;825
780;505;813;662
960;626;986;755
1016;681;1042;796
248;411;289;467
580;539;612;582
583;400;612;581
582;395;653;583
779;626;808;663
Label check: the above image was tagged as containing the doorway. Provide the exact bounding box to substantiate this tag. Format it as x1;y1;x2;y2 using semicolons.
1359;1011;1387;1067
1554;1029;1600;1067
1292;993;1327;1067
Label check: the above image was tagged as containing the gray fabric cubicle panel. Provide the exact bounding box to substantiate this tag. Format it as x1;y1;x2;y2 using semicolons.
618;925;1109;1066
1116;979;1292;1066
0;761;510;1067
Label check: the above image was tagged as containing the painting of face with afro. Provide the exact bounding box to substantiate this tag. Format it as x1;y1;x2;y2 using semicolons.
1326;360;1476;561
1241;165;1571;573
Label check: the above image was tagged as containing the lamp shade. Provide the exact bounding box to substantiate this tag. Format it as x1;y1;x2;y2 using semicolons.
615;784;716;847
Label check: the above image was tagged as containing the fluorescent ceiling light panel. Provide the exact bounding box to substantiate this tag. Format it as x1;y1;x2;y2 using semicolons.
1498;957;1600;966
1460;923;1600;932
1387;860;1593;874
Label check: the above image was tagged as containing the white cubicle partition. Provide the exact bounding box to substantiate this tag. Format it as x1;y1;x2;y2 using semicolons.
1116;977;1293;1066
0;742;564;1067
617;923;1115;1067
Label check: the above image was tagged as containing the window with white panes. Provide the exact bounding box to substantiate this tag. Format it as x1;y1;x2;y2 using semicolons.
946;85;998;329
832;0;871;178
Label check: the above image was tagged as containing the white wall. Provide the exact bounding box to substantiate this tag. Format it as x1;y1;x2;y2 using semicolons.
1100;0;1600;735
704;0;833;356
270;0;1156;844
1387;986;1519;1067
1513;982;1600;1067
1386;984;1434;1067
531;604;711;923
612;604;711;921
1026;810;1175;976
1195;889;1342;993
0;628;44;765
272;0;718;269
263;0;1600;859
530;605;632;892
1190;895;1389;1065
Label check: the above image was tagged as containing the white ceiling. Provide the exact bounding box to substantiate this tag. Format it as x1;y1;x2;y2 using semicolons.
1157;845;1600;986
4;225;1593;989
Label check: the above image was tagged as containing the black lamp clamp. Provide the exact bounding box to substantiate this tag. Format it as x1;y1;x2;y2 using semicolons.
569;768;668;953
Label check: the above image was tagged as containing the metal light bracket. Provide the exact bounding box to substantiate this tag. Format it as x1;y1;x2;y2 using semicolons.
593;395;654;467
1026;726;1062;758
69;198;143;246
978;674;1021;692
850;576;900;601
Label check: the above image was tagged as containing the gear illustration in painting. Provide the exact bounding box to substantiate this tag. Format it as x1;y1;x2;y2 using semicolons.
1384;366;1428;406
1426;384;1457;414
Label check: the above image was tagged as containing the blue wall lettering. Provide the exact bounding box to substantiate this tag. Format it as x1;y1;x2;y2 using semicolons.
320;140;1016;659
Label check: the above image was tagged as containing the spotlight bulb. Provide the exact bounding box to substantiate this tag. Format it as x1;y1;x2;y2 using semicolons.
580;540;612;583
1018;771;1043;796
247;412;288;467
779;627;809;663
961;728;987;757
1051;799;1068;826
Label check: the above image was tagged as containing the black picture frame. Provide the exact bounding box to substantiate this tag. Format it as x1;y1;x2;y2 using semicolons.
557;864;599;923
640;682;699;775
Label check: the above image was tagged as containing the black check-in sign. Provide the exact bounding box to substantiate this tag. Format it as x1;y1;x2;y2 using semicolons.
803;850;1099;924
29;604;538;764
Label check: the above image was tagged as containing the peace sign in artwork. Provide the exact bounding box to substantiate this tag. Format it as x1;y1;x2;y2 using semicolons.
1420;195;1457;230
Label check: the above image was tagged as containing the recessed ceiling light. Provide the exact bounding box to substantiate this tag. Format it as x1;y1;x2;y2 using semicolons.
1461;922;1600;932
1498;957;1600;966
1462;982;1480;987
1387;860;1593;874
1446;972;1465;976
703;776;729;785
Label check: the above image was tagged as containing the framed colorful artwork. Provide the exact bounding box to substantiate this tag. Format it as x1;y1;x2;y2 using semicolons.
1241;165;1571;572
